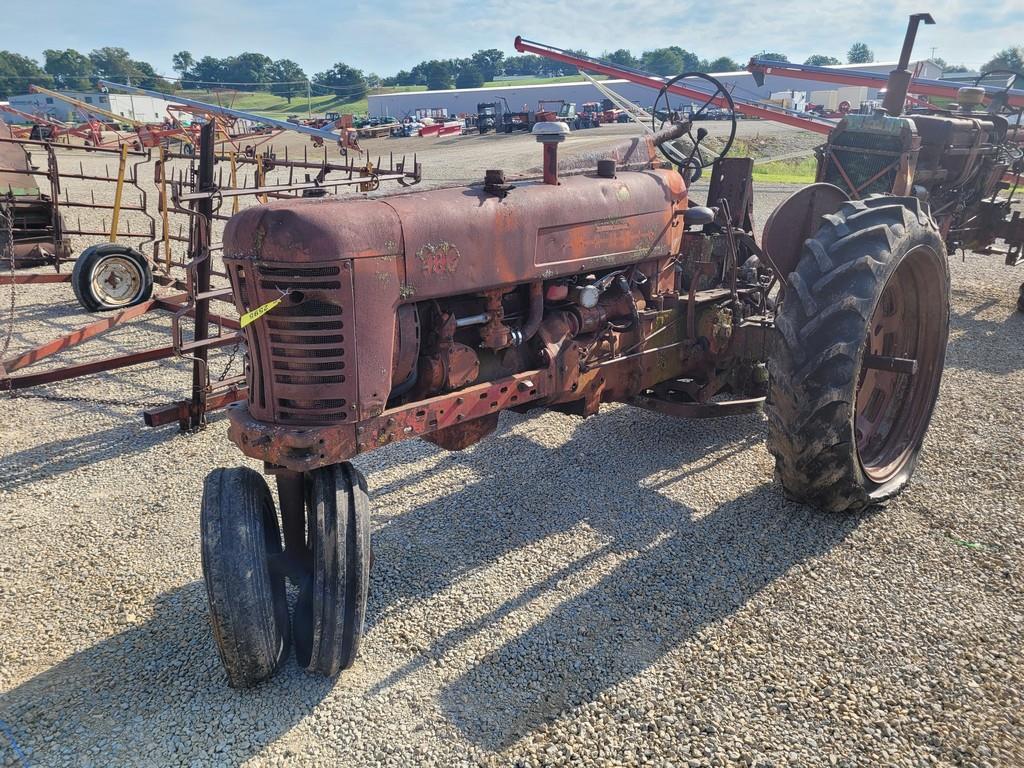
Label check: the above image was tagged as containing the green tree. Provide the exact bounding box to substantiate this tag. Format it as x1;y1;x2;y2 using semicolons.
314;62;367;100
132;61;171;90
551;49;589;76
758;51;789;63
706;56;740;72
804;54;841;66
667;46;701;71
270;59;306;103
423;61;453;90
222;53;274;90
503;54;542;76
604;49;638;69
641;48;686;76
0;51;51;99
943;63;970;74
470;49;504;81
88;47;137;83
981;47;1024;86
408;61;429;85
455;64;485;89
385;70;416;86
171;51;194;78
191;56;224;86
43;48;94;90
847;42;874;64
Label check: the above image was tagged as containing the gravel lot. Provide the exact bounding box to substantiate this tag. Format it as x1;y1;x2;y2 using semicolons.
1;123;1022;767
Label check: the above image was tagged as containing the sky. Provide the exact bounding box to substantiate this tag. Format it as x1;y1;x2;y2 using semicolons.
2;0;1021;78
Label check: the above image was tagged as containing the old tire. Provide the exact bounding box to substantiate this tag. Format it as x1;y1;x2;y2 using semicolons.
1017;282;1024;313
294;463;371;677
201;467;290;688
71;244;153;312
767;196;950;512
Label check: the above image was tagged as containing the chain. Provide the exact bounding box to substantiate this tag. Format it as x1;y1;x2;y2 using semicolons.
214;336;244;382
0;201;15;359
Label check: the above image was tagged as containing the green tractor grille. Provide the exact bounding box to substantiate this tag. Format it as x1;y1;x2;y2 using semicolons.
817;113;919;199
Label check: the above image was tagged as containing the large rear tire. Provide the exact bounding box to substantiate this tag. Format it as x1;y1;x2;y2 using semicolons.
767;196;950;512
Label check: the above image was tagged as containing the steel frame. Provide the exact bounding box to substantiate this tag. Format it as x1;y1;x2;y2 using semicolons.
746;57;1024;110
1;123;421;429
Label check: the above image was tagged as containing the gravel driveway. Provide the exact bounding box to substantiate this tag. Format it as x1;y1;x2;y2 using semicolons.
0;124;1022;767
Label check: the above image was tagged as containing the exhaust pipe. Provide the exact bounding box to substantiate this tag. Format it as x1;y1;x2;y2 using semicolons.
881;13;935;117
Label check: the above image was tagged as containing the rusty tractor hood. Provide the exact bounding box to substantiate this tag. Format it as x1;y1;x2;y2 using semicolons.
224;169;685;299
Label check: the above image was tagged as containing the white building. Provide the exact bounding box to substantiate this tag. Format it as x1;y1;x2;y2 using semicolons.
367;61;942;120
6;91;176;125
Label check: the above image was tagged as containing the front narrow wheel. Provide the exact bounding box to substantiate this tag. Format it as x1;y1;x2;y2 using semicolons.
767;196;950;512
200;467;290;687
293;463;371;676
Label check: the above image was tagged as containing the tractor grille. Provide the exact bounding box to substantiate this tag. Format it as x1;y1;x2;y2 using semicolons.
228;260;356;426
821;130;907;198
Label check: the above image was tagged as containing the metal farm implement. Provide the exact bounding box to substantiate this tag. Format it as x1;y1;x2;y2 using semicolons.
0;120;420;427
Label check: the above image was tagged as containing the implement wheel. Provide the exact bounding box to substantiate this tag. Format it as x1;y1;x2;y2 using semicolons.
71;244;153;312
200;467;290;688
294;463;371;677
767;196;950;512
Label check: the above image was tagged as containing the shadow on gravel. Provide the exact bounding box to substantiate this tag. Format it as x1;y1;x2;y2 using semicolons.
0;410;225;492
945;296;1024;375
0;405;863;761
0;582;330;766
411;410;866;750
363;407;763;640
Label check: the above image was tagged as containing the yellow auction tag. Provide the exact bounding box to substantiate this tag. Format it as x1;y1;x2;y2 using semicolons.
240;297;283;328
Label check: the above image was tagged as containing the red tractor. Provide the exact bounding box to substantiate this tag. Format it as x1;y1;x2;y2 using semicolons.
580;101;605;125
196;14;1021;687
600;98;627;123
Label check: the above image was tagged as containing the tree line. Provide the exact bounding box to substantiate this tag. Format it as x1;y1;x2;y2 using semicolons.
1;42;1020;104
0;47;173;100
170;52;363;103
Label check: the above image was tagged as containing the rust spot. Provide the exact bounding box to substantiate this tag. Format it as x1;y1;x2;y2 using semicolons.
252;221;267;254
595;217;627;232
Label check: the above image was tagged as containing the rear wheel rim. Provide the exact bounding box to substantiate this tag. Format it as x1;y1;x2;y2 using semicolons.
91;255;142;306
855;244;945;484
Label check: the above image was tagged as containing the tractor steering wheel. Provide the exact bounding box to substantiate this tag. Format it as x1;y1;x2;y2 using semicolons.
652;72;738;177
974;69;1024;122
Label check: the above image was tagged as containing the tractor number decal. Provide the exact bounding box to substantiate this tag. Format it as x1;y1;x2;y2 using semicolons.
416;242;461;275
240;297;283;327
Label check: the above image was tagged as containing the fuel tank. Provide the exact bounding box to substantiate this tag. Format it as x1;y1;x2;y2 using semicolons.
222;169;686;427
